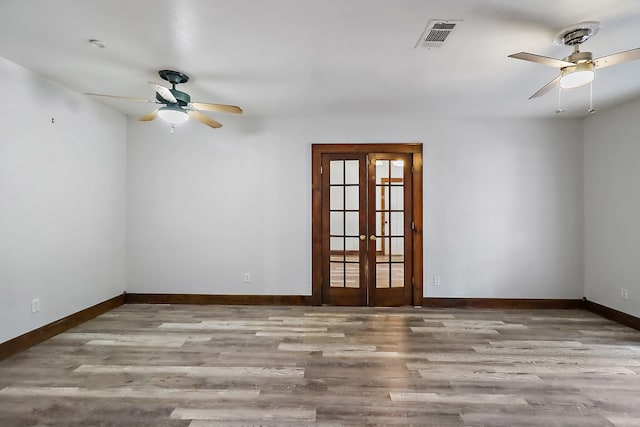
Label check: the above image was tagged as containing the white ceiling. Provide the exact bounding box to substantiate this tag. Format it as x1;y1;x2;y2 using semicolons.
1;0;639;120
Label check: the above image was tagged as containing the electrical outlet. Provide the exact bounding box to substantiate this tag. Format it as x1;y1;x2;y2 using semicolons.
434;275;440;286
31;298;40;313
243;273;251;283
621;288;629;300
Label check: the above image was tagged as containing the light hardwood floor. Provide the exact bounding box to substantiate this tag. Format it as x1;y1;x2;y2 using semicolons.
1;304;640;426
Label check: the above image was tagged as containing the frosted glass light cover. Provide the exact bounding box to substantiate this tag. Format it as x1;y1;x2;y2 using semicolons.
559;62;595;89
559;70;594;88
158;107;189;124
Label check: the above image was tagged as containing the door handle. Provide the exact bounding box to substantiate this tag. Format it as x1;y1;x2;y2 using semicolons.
369;235;376;241
359;235;366;241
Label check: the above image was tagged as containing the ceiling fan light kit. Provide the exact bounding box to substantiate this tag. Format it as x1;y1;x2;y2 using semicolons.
158;105;189;124
559;62;594;89
86;69;243;132
508;21;640;112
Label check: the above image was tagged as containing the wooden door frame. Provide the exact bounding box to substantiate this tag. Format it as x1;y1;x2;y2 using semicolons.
311;143;423;306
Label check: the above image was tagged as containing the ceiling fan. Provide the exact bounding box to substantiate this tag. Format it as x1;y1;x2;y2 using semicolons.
508;21;640;99
86;70;242;130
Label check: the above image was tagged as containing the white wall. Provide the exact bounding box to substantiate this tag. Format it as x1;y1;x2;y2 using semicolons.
126;117;310;295
0;56;127;343
426;119;584;298
584;98;640;317
127;115;584;300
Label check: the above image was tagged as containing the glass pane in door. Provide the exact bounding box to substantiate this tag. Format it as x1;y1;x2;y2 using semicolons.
376;263;390;288
391;160;404;179
390;186;403;210
345;263;359;288
330;212;344;235
330;186;344;210
345;212;359;236
345;186;359;210
391;263;404;288
344;160;359;184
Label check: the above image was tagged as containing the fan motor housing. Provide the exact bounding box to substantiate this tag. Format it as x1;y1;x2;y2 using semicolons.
155;89;191;106
157;70;191;106
563;51;593;65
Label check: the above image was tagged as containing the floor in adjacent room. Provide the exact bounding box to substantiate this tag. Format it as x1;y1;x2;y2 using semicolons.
1;304;640;426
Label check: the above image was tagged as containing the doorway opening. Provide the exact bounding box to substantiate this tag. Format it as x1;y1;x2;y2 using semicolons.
311;144;423;306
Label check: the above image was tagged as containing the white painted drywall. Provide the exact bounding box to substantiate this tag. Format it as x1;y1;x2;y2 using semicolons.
127;114;584;299
584;98;640;317
425;118;584;298
0;56;127;343
126;116;310;295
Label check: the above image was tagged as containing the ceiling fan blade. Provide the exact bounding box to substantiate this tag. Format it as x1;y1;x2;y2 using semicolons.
85;93;155;103
593;48;640;69
529;75;561;99
148;82;177;103
509;52;575;68
191;102;243;114
187;110;223;128
139;110;158;121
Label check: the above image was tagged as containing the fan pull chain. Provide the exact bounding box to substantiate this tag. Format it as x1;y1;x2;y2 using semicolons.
555;87;565;114
588;81;596;114
170;124;176;134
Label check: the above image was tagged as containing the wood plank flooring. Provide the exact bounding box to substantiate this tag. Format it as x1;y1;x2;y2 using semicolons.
1;304;640;426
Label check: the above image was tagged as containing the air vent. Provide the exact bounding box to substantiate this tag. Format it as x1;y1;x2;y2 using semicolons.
415;19;462;48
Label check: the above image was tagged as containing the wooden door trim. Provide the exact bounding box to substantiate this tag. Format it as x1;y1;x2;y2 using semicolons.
312;143;423;306
411;150;423;306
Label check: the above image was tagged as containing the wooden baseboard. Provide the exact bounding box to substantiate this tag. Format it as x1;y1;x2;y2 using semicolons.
2;293;634;362
422;297;585;310
585;300;640;331
128;294;586;309
124;293;314;306
0;293;125;361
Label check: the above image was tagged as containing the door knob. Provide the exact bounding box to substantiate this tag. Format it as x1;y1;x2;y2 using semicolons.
359;235;366;241
369;235;377;241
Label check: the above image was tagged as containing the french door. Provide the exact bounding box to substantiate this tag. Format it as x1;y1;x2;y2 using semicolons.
312;144;423;306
